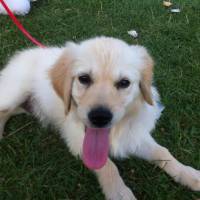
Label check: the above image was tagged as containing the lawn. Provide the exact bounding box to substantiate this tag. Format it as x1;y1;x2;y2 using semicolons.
0;0;200;199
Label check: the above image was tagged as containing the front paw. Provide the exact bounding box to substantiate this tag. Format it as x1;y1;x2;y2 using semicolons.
106;184;137;200
179;166;200;191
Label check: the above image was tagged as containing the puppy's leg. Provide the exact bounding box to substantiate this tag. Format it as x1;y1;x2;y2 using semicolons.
134;135;200;191
0;65;31;138
0;81;28;139
95;159;137;200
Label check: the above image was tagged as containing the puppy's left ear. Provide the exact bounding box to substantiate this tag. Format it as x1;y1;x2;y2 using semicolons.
139;48;154;105
50;49;74;114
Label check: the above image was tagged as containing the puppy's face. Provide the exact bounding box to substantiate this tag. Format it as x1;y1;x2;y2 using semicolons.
50;37;153;169
71;37;153;128
73;67;135;128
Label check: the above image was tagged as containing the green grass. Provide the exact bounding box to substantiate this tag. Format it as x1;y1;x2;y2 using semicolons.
0;0;200;199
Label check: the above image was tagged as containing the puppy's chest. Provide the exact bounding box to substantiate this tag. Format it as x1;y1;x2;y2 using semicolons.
109;123;143;158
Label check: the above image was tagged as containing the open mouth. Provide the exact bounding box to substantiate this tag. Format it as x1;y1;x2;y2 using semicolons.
82;127;110;170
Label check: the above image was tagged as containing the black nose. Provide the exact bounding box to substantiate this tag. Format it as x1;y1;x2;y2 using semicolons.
88;106;113;128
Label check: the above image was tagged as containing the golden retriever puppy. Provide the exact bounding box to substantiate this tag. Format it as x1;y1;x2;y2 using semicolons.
0;37;199;200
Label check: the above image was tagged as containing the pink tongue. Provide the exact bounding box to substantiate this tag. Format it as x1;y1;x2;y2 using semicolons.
83;127;110;170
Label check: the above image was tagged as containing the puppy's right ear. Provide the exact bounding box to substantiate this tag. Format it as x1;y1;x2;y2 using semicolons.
139;54;154;106
49;49;74;115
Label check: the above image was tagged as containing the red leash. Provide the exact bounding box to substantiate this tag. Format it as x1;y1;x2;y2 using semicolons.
0;0;45;48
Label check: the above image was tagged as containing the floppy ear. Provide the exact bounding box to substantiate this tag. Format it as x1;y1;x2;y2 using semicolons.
50;50;74;114
139;50;154;105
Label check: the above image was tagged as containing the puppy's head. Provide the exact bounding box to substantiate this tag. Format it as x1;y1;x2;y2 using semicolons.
50;37;154;170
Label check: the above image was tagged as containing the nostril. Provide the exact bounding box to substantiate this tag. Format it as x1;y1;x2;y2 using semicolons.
88;106;113;127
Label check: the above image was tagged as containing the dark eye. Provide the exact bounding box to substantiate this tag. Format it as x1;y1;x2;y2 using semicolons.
115;79;130;89
78;74;92;86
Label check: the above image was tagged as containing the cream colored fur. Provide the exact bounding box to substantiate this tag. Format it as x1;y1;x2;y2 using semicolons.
0;37;199;200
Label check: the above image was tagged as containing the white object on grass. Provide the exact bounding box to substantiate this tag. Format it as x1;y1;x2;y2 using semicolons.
0;0;31;15
170;8;181;13
127;30;138;38
163;1;173;7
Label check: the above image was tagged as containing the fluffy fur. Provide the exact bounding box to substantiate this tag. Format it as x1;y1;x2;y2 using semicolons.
0;37;200;200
